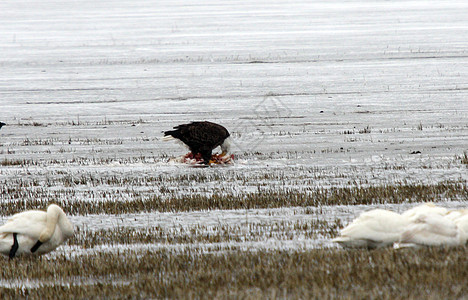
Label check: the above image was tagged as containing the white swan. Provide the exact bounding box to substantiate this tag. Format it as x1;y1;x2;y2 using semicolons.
0;204;74;258
333;209;410;249
395;212;467;248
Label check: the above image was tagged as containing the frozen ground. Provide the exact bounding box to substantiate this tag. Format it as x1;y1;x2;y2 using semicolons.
0;0;467;267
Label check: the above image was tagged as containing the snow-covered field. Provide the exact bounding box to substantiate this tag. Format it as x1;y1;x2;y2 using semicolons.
0;0;467;295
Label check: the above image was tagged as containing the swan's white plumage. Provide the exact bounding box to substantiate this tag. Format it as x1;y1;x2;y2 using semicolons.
1;210;47;237
453;214;468;235
444;209;468;238
333;209;410;249
401;203;448;218
444;209;468;222
0;204;74;257
396;213;467;248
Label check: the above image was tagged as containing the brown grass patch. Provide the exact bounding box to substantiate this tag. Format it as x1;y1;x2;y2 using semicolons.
0;247;466;299
0;181;465;216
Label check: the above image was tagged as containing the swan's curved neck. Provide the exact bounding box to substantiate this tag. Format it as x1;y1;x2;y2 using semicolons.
38;205;64;242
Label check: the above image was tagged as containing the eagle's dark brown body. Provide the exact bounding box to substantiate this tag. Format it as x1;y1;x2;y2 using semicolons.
164;121;231;164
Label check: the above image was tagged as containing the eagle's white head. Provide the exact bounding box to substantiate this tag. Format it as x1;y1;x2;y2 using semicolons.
220;136;232;156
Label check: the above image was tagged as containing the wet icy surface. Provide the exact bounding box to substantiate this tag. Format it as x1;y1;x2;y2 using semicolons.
0;0;467;267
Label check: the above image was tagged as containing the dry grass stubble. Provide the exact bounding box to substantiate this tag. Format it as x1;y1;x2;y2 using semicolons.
1;181;466;216
0;247;466;299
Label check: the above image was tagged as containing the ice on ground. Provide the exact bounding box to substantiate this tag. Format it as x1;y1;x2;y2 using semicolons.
0;0;467;255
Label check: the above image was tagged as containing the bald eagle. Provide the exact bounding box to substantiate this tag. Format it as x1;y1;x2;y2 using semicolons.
163;121;231;164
